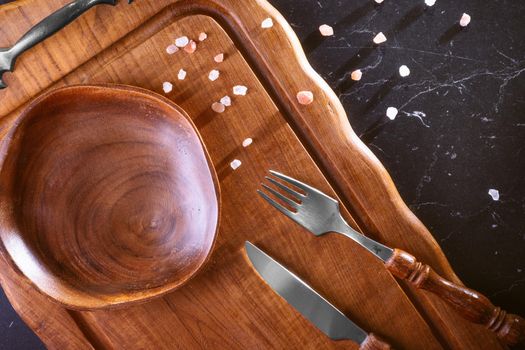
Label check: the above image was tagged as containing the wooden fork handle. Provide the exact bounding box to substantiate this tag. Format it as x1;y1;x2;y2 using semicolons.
385;249;525;347
359;333;393;350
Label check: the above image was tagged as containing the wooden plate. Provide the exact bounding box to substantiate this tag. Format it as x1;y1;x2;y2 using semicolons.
0;84;220;310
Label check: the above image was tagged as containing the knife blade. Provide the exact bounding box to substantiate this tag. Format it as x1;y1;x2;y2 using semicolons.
245;241;391;349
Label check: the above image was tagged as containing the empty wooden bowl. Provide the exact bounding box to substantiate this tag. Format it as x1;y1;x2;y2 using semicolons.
0;85;220;309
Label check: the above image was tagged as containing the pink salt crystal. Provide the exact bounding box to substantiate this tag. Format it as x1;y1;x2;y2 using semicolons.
184;40;197;53
296;91;314;105
166;44;179;55
351;69;362;81
261;18;273;29
178;68;187;80
242;138;253;147
198;32;208;41
162;82;173;94
220;95;231;107
459;13;471;27
214;53;224;63
233;85;248;96
212;102;225;113
373;32;387;44
208;69;220;81
319;24;334;37
230;159;242;170
175;36;189;47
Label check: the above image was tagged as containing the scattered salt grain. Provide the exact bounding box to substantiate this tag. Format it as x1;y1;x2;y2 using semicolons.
214;53;224;63
175;36;189;47
220;95;231;107
296;91;314;105
399;65;410;77
373;32;387;44
374;0;384;3
198;32;208;42
351;69;362;81
386;107;398;120
166;44;179;55
212;102;225;113
319;24;334;37
459;13;471;27
488;189;500;201
178;69;187;80
184;40;197;53
261;18;273;29
242;138;253;148
233;85;248;96
425;0;436;6
208;69;220;81
162;82;173;94
230;159;242;170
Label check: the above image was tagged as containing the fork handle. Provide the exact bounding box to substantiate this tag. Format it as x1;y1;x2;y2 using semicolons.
359;333;393;350
385;249;525;347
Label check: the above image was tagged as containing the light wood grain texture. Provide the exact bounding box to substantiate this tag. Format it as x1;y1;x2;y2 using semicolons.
0;0;509;349
0;254;95;349
0;84;220;310
360;333;392;350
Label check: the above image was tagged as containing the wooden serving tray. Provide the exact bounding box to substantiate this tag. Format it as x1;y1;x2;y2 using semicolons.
0;1;503;349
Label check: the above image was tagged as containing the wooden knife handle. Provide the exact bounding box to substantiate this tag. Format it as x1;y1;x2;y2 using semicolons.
385;249;525;346
359;333;393;350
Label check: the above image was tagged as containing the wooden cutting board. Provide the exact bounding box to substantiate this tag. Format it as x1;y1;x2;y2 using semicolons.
0;1;504;349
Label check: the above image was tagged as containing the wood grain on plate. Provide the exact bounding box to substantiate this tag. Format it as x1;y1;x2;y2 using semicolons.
0;84;220;310
0;0;505;349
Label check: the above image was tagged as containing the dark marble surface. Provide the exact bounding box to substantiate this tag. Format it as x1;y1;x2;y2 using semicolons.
0;0;524;349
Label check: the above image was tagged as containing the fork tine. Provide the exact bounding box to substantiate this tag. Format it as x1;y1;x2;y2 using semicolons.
257;190;297;221
269;170;339;205
269;170;312;194
261;184;299;210
265;176;304;200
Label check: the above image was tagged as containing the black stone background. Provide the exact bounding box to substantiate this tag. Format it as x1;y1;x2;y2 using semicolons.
0;0;523;349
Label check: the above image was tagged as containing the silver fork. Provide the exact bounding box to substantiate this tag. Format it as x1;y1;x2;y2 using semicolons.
257;170;525;347
257;170;393;261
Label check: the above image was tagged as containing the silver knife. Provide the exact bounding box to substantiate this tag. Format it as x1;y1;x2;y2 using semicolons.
245;241;392;350
0;0;133;89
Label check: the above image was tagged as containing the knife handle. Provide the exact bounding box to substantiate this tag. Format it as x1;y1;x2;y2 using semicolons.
0;0;117;89
360;333;393;350
385;249;525;346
